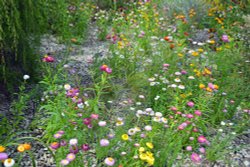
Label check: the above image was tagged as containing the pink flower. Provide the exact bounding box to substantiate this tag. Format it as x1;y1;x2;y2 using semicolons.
186;146;192;151
69;145;79;154
187;101;194;107
191;153;201;163
163;64;170;67
208;83;214;90
198;136;207;143
100;65;108;71
60;140;67;146
66;153;76;162
100;139;110;147
187;114;194;118
170;106;177;111
181;70;187;75
193;127;199;132
60;159;69;166
54;133;62;139
83;118;91;125
104;157;115;166
194;110;202;116
82;144;90;151
199;147;206;154
105;67;112;74
50;142;60;150
91;114;99;120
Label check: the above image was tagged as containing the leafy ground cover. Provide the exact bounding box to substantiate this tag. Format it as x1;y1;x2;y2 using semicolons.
0;0;249;167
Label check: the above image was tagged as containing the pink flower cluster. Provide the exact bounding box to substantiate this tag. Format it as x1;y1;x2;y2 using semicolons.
100;64;112;74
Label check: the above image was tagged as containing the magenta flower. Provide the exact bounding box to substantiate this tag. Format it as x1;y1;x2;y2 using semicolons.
187;101;194;107
60;159;69;166
170;106;177;111
100;139;110;147
208;83;214;90
104;157;115;166
198;136;207;143
0;153;8;161
42;55;55;62
181;70;187;75
83;118;91;125
82;144;90;151
100;65;108;71
187;114;194;118
66;153;76;162
57;130;65;134
221;35;229;42
191;153;201;163
105;68;112;74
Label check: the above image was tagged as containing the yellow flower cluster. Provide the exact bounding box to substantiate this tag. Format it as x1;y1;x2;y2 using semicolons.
138;143;154;166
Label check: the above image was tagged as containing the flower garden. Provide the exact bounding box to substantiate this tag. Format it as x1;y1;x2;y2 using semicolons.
0;0;249;167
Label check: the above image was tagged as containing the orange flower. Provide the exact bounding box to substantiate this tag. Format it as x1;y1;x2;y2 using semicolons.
71;38;77;43
199;84;205;89
170;44;175;49
17;145;25;152
0;145;5;152
23;143;31;151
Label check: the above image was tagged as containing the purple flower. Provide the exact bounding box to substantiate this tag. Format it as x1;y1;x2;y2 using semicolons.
198;136;207;143
66;153;76;162
82;144;90;151
60;140;67;146
69;145;79;154
54;133;62;139
105;68;112;74
194;110;202;116
191;153;201;163
221;35;229;42
199;147;206;154
0;153;8;161
57;130;65;134
50;142;60;150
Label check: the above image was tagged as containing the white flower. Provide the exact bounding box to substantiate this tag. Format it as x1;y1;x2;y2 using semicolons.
77;103;84;109
64;84;71;90
170;84;177;88
178;85;185;89
218;129;223;132
144;125;152;131
23;75;30;80
228;123;234;126
155;112;163;117
153;117;161;122
150;82;156;86
162;88;167;91
107;101;113;103
128;128;136;135
174;78;181;82
154;96;160;101
188;76;195;80
137;110;144;115
130;107;135;111
220;121;226;126
231;132;236;135
4;159;15;167
69;139;78;145
139;95;145;99
161;117;168;123
197;42;205;46
148;77;155;82
98;121;107;127
136;102;142;106
175;72;181;76
145;108;153;113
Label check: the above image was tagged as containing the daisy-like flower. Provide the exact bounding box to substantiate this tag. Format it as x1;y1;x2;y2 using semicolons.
4;158;15;167
50;142;60;150
197;136;207;143
187;101;194;107
0;146;6;153
60;159;69;166
121;134;129;141
66;153;76;162
153;117;161;122
175;72;181;76
161;117;168;123
54;133;62;139
186;146;192;151
178;85;185;89
191;153;201;163
128;128;136;136
148;77;155;82
188;76;195;80
98;121;107;127
116;118;124;126
155;112;162;117
104;157;115;166
64;84;71;91
146;142;154;149
174;78;181;82
23;75;30;80
144;125;152;131
100;139;110;147
69;139;78;146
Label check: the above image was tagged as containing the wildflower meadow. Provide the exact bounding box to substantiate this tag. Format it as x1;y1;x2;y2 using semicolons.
0;0;249;167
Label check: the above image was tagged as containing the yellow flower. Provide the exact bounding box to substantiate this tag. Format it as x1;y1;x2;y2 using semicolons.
203;68;212;75
178;53;183;57
139;153;147;160
190;63;195;67
206;87;213;92
192;51;199;56
199;84;205;89
0;145;6;152
121;134;129;141
146;151;153;157
139;147;145;152
180;94;186;98
197;48;203;52
214;84;219;90
208;40;215;44
17;145;25;152
216;47;222;51
146;156;155;165
146;142;153;149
